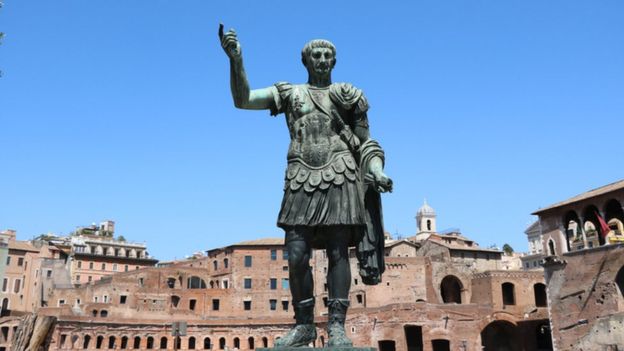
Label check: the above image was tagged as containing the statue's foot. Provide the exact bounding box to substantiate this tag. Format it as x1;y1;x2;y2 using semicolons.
274;324;317;347
327;323;353;347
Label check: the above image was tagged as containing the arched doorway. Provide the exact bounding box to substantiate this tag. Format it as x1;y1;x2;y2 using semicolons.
583;205;605;246
440;276;463;304
481;320;518;351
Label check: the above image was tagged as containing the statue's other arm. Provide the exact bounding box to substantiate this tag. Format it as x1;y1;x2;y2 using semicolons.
353;109;393;193
219;24;274;110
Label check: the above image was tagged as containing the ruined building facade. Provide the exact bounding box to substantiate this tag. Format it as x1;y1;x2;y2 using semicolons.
1;205;552;351
534;180;624;350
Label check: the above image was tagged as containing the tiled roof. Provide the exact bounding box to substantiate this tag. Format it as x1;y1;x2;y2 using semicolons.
232;238;285;246
533;179;624;215
8;241;40;252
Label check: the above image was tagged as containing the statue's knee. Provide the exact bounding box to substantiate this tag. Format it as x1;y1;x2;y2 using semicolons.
288;250;310;271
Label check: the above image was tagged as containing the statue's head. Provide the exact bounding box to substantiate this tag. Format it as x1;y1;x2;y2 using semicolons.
301;39;336;77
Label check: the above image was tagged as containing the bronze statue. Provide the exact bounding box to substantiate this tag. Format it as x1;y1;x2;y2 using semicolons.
219;24;392;347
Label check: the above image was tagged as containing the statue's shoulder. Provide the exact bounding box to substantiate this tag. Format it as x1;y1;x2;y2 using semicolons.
330;82;368;113
274;82;295;100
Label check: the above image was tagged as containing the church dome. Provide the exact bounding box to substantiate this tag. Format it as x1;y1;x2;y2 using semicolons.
417;200;435;216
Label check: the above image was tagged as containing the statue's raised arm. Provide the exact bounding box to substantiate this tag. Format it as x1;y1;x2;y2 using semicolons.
219;24;274;110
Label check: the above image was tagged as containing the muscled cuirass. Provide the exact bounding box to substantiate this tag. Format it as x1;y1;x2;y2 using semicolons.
281;84;358;193
285;85;350;166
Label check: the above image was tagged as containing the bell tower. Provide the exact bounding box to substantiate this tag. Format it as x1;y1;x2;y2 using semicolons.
416;199;436;234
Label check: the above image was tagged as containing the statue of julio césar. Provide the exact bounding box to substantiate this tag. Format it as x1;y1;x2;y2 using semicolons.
219;24;393;348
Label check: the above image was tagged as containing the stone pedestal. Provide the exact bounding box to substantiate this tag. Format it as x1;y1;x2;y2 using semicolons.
258;348;376;351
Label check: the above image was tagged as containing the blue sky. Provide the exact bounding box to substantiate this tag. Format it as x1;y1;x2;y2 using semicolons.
1;1;622;260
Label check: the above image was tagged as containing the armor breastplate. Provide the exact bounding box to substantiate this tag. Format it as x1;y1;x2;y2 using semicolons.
285;85;349;167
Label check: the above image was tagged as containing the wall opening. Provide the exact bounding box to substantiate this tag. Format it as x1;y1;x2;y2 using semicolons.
248;337;255;349
120;336;128;349
189;336;196;349
108;336;116;349
548;240;555;256
536;323;553;350
146;336;154;349
481;321;517;351
96;335;103;349
203;337;211;349
431;339;450;351
378;340;396;351
403;325;423;351
134;336;141;349
234;337;240;349
440;275;462;304
534;283;547;307
160;337;168;349
83;335;91;349
219;337;226;349
262;337;268;348
188;276;207;289
502;282;516;305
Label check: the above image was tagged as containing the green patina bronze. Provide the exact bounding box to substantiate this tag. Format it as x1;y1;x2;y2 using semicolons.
219;24;392;348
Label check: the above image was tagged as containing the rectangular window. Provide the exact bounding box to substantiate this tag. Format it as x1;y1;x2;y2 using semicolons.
17;257;24;266
2;278;8;292
244;301;252;310
58;299;65;306
270;278;277;290
282;278;289;290
282;266;288;271
101;263;106;270
46;270;52;278
14;279;21;293
281;300;289;311
223;280;229;289
269;299;277;311
94;296;98;303
104;295;108;303
6;256;10;265
89;262;94;269
88;276;92;282
244;278;252;289
244;255;252;267
77;261;82;269
124;265;129;272
76;275;81;282
120;296;127;304
356;294;363;304
212;299;220;310
270;249;277;260
282;250;289;260
113;264;117;271
189;299;197;311
76;299;81;305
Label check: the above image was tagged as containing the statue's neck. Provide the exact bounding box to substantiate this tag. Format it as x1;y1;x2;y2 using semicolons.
307;74;332;88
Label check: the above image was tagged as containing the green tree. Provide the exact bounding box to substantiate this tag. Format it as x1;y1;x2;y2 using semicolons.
502;243;514;255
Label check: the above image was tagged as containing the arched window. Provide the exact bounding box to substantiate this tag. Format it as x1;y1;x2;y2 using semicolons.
210;281;215;289
167;278;176;288
187;276;207;289
431;339;450;351
248;337;255;349
234;337;240;349
146;336;154;349
534;283;547;307
171;295;180;308
224;258;229;268
83;335;91;349
108;336;116;349
219;337;226;349
427;220;432;231
548;239;555;256
440;275;462;304
262;337;268;348
160;336;168;349
134;336;141;349
203;337;211;349
188;336;196;349
100;310;108;317
121;336;128;349
502;282;516;305
96;335;104;349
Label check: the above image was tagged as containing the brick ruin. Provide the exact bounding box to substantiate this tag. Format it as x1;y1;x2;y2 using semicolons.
0;200;563;351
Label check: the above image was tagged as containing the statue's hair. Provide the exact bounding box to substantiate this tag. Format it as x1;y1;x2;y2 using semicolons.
301;39;336;66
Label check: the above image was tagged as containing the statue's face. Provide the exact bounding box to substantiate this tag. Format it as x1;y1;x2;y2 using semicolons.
305;47;335;77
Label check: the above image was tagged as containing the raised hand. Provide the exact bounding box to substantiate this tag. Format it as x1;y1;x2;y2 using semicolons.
219;23;241;60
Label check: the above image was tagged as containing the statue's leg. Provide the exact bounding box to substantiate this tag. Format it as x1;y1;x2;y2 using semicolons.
326;226;353;347
274;226;316;347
